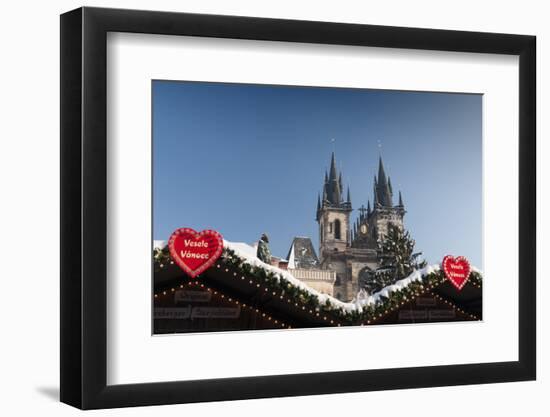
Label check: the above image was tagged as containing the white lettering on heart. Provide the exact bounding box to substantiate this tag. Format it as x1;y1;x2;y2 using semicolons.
180;250;210;259
183;239;209;248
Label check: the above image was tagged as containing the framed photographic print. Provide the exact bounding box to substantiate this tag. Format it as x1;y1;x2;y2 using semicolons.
60;6;536;409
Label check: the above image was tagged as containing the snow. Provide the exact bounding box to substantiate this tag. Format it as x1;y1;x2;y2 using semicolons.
223;240;471;313
155;238;481;314
153;240;166;250
369;264;440;304
471;265;483;274
224;240;357;312
224;241;258;258
287;244;296;269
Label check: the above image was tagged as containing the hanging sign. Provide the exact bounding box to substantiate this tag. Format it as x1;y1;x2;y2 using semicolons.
191;306;241;319
154;307;191;320
168;228;224;278
174;289;212;303
429;310;457;320
442;255;471;290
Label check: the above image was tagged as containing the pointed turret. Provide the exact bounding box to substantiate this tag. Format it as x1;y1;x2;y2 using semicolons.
367;200;371;215
322;171;328;202
346;186;351;204
339;172;343;201
398;190;404;207
315;192;321;221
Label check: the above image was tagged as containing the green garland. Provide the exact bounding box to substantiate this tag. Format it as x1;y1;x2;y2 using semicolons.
153;246;482;325
153;246;171;266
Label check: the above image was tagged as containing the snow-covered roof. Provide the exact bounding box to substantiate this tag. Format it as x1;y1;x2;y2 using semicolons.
225;240;356;312
223;240;478;314
154;238;482;315
153;240;166;250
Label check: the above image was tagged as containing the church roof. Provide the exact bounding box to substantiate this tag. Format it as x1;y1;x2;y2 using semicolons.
286;237;320;269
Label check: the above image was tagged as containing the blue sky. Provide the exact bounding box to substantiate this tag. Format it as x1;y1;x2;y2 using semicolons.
153;81;482;267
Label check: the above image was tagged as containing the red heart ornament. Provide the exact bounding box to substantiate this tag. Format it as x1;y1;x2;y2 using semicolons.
442;255;471;291
168;228;224;278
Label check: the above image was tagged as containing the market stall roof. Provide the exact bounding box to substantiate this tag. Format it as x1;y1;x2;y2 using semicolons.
154;240;482;326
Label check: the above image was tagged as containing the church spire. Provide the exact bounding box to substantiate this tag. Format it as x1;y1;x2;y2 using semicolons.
329;152;337;183
398;190;404;207
319;151;353;212
325;152;341;205
376;156;392;206
377;156;387;188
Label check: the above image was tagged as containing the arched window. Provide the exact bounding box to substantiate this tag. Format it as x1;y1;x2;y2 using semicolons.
334;219;341;240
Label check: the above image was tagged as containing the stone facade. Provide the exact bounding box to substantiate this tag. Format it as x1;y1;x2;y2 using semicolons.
289;268;337;296
286;237;336;295
315;153;406;302
286;153;408;302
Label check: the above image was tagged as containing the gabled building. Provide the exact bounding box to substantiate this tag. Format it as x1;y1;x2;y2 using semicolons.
286;237;336;296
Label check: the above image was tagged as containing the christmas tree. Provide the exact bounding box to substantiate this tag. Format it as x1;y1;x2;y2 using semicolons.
363;224;427;293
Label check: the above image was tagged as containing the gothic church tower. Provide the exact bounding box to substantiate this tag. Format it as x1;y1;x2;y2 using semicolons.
310;152;407;302
366;156;405;243
316;152;352;263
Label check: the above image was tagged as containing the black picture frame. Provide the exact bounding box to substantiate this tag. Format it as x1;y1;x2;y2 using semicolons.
60;6;536;410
